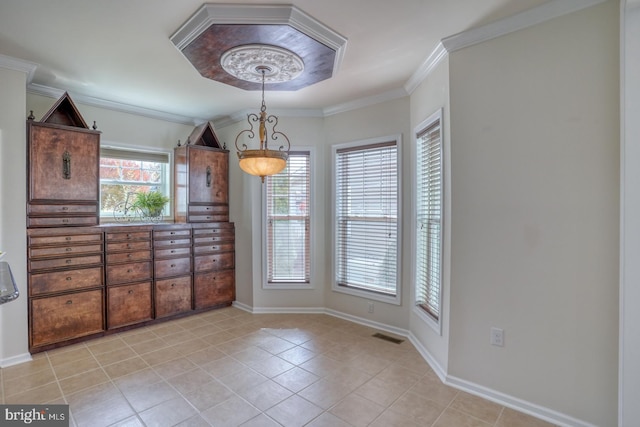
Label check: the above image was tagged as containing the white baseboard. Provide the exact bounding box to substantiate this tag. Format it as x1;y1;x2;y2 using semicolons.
0;352;32;368
445;375;597;427
235;302;594;427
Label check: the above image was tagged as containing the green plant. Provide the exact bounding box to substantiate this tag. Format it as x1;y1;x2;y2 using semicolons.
131;191;169;217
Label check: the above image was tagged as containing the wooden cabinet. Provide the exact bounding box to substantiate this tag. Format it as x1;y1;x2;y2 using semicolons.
27;227;104;351
174;123;229;223
104;227;153;329
192;223;235;309
153;225;192;318
27;93;100;228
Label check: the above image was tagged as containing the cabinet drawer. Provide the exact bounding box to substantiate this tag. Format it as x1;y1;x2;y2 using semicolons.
194;270;235;309
106;261;152;285
28;204;97;215
154;257;191;278
105;231;151;242
29;233;102;246
30;254;102;271
153;238;191;248
106;240;151;252
192;225;234;236
192;234;233;245
154;247;191;259
29;267;103;296
193;243;235;255
29;243;103;259
107;282;153;329
30;289;104;349
188;205;228;214
106;251;152;264
194;252;234;273
188;213;229;223
28;216;98;227
153;229;191;239
155;276;192;318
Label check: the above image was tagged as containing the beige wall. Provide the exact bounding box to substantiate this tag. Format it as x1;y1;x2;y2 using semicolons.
409;56;451;374
0;67;29;365
447;2;619;425
323;97;412;329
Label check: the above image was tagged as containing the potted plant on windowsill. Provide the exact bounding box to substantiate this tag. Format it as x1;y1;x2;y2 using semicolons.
132;191;169;220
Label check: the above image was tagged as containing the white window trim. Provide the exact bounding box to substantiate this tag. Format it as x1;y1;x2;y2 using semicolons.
411;109;445;335
331;135;402;305
262;146;316;290
99;141;173;222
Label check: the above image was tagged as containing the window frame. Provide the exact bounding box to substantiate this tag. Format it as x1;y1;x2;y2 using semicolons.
331;135;402;305
262;147;315;290
99;143;173;222
412;109;444;333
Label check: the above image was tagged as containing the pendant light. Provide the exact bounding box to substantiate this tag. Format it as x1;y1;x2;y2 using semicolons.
234;66;290;182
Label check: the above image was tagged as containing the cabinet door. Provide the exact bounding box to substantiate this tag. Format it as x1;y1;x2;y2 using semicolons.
194;270;235;309
30;289;104;348
188;149;228;204
29;125;99;202
107;282;153;329
155;276;192;318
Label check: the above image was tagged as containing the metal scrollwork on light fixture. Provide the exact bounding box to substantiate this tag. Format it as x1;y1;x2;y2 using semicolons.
234;65;291;182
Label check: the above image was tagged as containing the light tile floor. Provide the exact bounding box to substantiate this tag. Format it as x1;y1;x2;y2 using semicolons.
1;307;557;426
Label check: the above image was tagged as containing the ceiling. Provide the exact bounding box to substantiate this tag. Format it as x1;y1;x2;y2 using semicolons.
0;0;552;124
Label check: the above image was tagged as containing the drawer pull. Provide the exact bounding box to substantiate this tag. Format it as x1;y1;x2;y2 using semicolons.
170;231;175;235
128;290;134;294
66;277;72;281
171;283;176;287
66;300;73;305
170;250;175;253
62;219;69;223
126;243;131;248
65;259;72;264
206;207;211;211
126;233;131;238
170;240;175;244
65;247;72;252
206;216;211;220
65;237;72;241
170;264;176;268
127;254;132;258
61;206;69;211
127;269;133;273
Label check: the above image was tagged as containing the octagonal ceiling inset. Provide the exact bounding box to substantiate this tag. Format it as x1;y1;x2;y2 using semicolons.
171;4;348;91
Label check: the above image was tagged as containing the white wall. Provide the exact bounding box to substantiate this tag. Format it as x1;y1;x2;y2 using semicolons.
447;2;619;425
409;56;451;375
620;2;640;425
0;67;29;366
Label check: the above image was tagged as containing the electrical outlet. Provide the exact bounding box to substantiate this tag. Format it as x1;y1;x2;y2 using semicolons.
490;327;504;347
368;302;374;313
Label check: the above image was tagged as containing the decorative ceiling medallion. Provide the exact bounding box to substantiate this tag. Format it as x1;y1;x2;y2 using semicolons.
221;44;304;84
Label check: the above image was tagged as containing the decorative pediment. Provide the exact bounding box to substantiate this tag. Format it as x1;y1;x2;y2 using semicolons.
38;92;89;128
186;122;222;148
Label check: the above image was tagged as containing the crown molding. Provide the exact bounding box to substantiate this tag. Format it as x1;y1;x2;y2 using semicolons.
323;87;408;117
441;0;607;52
0;53;37;82
27;83;205;126
170;4;347;76
404;42;448;95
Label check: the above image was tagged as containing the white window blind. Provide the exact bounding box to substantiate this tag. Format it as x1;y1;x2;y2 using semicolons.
335;141;398;296
265;152;311;283
415;117;443;320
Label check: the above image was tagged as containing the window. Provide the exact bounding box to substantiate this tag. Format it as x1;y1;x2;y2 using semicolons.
415;110;443;325
99;146;170;219
264;151;311;287
333;137;401;303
